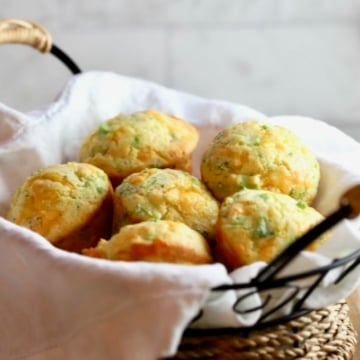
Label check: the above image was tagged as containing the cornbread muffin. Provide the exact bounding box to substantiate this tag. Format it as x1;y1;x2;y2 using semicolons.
79;109;199;187
113;168;219;241
216;189;328;269
6;162;113;253
83;220;213;265
201;121;320;203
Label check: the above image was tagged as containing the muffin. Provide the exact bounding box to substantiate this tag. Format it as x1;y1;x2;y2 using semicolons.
79;109;199;187
113;168;219;241
83;220;213;265
6;162;113;253
216;189;328;269
201;121;320;203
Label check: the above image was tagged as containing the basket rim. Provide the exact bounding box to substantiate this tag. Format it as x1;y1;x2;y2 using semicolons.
170;301;357;360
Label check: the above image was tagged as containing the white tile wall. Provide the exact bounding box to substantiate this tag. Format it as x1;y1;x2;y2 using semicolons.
56;29;168;83
170;26;360;120
0;0;360;141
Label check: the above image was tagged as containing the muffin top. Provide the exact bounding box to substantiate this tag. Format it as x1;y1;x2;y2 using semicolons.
216;189;327;269
7;162;112;244
113;168;219;240
201;121;320;203
83;220;213;265
79;110;199;186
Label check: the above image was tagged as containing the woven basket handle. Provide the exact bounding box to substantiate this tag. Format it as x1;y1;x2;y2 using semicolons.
0;19;81;74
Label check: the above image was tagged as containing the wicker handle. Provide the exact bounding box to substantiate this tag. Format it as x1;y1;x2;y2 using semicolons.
0;19;52;52
342;184;360;218
0;18;81;74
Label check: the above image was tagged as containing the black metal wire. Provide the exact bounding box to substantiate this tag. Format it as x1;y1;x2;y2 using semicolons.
184;308;312;336
50;44;82;75
188;247;360;333
213;247;360;292
254;202;353;283
189;201;360;332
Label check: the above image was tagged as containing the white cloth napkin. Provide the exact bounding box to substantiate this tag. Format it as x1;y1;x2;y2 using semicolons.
1;71;360;360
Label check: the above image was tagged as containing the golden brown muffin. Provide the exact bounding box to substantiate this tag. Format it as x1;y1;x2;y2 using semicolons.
6;162;113;253
201;121;320;204
79;109;199;187
112;168;219;242
216;189;328;269
83;220;213;265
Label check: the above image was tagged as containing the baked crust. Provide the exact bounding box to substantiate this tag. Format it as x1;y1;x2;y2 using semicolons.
216;189;328;269
113;168;219;242
79;110;199;187
7;162;113;253
83;220;213;265
201;121;320;203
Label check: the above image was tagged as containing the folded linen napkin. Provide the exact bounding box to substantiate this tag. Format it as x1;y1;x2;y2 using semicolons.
1;71;360;360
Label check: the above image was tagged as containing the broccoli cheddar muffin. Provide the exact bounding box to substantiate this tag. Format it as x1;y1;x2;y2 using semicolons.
83;220;213;265
216;189;328;269
201;121;320;204
6;162;113;253
79;109;199;187
113;168;219;242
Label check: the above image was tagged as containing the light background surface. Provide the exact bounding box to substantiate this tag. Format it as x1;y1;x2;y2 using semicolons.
1;0;360;140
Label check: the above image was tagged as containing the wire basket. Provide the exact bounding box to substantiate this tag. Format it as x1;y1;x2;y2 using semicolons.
171;301;356;359
1;18;359;360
